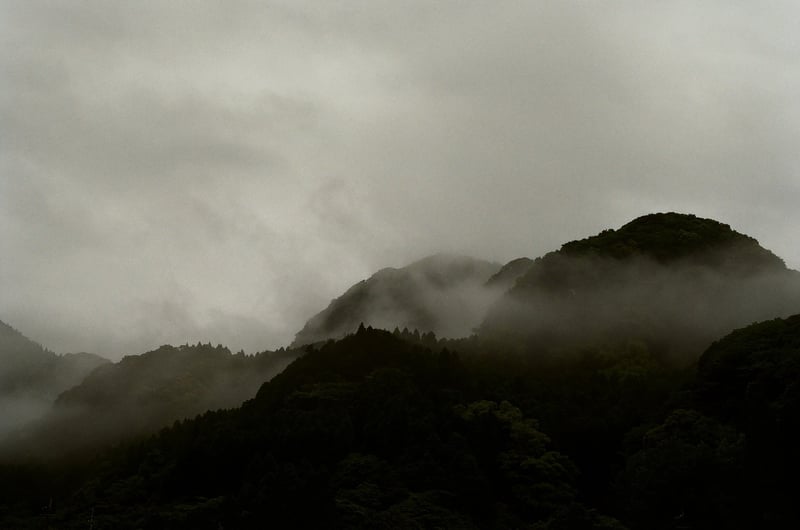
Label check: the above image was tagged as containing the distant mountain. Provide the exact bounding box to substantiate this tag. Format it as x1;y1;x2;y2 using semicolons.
485;257;533;290
482;213;800;359
5;343;300;456
291;254;505;347
0;320;108;436
1;320;54;393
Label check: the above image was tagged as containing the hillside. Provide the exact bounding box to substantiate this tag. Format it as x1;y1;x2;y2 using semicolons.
1;328;632;529
8;312;800;529
0;321;108;436
3;213;800;529
617;314;800;527
482;213;800;360
291;254;504;347
485;257;533;290
4;343;300;456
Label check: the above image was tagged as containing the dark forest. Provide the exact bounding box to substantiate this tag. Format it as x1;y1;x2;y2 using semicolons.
2;213;800;529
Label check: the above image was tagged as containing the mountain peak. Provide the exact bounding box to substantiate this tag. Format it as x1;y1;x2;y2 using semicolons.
481;213;799;358
559;212;784;270
485;257;534;289
291;254;502;348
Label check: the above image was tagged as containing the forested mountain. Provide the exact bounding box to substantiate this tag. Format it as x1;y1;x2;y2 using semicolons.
485;257;534;289
0;321;108;436
5;315;800;529
2;213;800;529
482;213;800;361
291;254;506;347
617;314;800;528
0;328;628;529
3;343;301;457
0;321;108;396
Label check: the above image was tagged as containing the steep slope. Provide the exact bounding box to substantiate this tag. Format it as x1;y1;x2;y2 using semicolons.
0;321;51;388
0;321;108;436
619;314;800;528
3;328;624;529
482;213;800;360
695;314;800;429
485;257;533;290
6;343;300;456
10;313;800;528
291;254;503;347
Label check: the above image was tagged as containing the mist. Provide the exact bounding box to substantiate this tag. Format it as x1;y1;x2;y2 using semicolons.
483;251;800;361
0;344;299;458
3;2;800;357
291;254;507;347
0;395;50;440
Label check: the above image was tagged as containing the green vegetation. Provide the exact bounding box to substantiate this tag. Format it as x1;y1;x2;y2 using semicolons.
482;214;800;361
0;321;108;398
0;321;109;436
2;213;800;528
559;212;784;268
6;315;800;529
3;343;300;458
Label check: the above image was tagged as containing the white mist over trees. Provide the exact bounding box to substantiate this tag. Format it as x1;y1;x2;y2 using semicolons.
291;254;511;348
483;214;800;360
0;321;108;437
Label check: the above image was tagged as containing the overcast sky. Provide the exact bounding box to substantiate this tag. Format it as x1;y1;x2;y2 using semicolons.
2;1;799;357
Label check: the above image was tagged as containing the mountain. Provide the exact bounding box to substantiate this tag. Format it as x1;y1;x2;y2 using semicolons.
481;213;800;360
485;257;533;290
3;328;626;529
291;254;504;347
618;314;800;528
0;320;108;436
5;213;800;528
6;313;799;528
5;343;301;456
0;321;51;385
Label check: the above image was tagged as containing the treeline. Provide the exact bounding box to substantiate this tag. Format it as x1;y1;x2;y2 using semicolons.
3;213;800;528
3;316;799;528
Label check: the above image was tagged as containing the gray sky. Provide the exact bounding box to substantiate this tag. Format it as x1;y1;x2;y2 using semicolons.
2;1;799;357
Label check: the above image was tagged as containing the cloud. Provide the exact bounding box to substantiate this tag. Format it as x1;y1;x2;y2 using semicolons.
2;1;799;356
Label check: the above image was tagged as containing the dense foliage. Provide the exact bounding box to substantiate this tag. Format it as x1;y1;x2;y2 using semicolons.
559;212;784;268
481;214;800;360
2;343;300;458
0;321;109;436
4;316;800;528
2;213;799;529
0;321;108;398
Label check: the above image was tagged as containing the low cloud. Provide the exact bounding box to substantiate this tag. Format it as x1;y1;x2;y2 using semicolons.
2;2;800;357
484;253;800;361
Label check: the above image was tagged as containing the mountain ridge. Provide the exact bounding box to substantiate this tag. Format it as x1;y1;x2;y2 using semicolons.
2;212;800;528
481;212;800;359
0;320;109;436
4;342;301;457
291;253;506;348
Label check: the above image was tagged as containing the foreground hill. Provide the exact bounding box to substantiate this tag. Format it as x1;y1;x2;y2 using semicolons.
291;254;506;347
482;213;800;360
1;328;630;529
0;320;108;436
618;314;800;528
3;343;300;456
6;314;800;529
